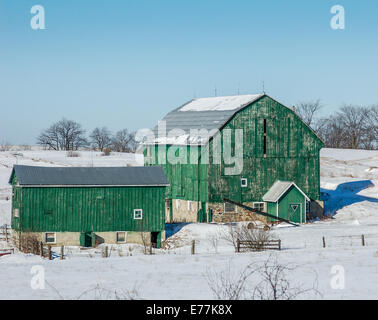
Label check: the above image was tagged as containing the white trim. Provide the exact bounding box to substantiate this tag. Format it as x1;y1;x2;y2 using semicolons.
253;202;264;211
241;178;248;188
45;232;56;244
263;181;310;202
133;209;143;220
116;231;127;243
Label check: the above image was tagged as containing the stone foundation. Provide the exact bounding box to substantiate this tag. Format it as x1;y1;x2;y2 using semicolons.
209;202;267;223
171;199;200;223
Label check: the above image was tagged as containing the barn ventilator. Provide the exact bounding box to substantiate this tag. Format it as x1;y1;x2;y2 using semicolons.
223;198;300;227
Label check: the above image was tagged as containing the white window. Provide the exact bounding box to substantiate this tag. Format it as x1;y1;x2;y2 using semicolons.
45;232;56;244
116;231;127;243
176;199;181;210
253;202;265;212
13;208;19;218
241;178;248;187
134;209;143;220
224;202;236;213
188;201;192;211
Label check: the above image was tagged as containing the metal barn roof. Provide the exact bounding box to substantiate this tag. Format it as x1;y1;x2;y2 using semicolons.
262;181;310;202
9;165;169;187
149;94;265;145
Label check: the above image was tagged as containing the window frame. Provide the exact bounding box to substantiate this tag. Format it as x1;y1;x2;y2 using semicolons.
241;178;248;188
116;231;127;243
224;202;237;213
253;202;265;212
133;209;143;220
45;232;56;244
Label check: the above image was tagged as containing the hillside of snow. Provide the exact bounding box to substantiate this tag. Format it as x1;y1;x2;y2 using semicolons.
0;147;377;300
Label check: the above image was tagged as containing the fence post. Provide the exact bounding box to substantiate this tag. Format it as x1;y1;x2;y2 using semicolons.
236;239;240;253
362;235;365;246
149;243;153;255
105;246;108;258
322;236;326;248
60;246;64;260
48;245;52;260
191;240;195;255
40;242;44;257
278;239;281;251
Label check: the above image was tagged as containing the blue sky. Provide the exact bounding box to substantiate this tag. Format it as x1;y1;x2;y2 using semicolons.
0;0;377;144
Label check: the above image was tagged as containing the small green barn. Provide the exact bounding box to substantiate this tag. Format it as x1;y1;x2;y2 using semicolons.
9;165;169;248
144;94;324;224
263;181;310;223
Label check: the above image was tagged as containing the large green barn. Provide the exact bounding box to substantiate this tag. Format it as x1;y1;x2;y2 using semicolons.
144;94;324;224
10;165;169;247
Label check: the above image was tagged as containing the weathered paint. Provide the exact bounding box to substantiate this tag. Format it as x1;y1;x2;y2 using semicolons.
11;182;166;243
145;95;323;222
266;185;307;223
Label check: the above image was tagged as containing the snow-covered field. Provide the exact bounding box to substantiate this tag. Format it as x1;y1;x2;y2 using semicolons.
0;148;377;300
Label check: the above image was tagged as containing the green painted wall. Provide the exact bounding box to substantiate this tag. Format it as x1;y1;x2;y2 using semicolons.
207;95;323;203
144;95;322;215
277;185;306;223
145;145;208;202
12;185;166;233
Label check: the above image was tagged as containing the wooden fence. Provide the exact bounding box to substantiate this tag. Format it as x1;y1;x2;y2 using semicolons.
0;225;11;243
236;239;281;252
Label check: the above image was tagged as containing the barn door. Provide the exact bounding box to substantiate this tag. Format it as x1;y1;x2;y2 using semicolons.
288;204;301;223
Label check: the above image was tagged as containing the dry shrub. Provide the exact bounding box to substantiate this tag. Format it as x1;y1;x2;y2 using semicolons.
19;233;41;254
66;151;80;157
101;148;111;156
206;254;321;300
220;223;274;251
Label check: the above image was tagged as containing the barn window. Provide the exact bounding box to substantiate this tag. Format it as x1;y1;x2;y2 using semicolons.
224;202;236;213
263;119;267;156
134;209;143;220
116;232;127;243
241;178;248;187
45;232;56;244
253;202;264;212
13;208;19;218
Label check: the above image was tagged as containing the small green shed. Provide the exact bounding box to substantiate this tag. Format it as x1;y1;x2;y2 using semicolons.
9;165;169;248
263;181;310;224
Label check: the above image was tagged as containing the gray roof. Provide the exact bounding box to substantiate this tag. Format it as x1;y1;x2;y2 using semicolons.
10;165;169;187
262;181;310;202
150;94;265;145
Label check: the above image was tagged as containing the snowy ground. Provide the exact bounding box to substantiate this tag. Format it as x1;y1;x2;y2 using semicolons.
0;147;377;300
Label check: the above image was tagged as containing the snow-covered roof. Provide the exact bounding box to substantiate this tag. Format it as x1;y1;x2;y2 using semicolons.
148;94;265;145
179;94;263;112
262;181;310;202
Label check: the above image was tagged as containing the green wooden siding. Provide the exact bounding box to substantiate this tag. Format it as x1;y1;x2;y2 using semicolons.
277;185;306;223
208;95;322;203
14;186;166;233
145;145;208;202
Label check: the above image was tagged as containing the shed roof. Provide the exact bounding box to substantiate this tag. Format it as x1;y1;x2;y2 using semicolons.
149;93;265;145
262;181;310;202
9;165;169;187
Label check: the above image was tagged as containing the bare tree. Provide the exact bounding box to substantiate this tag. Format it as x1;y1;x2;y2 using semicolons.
295;100;322;127
37;118;88;151
112;129;137;153
90;127;112;151
0;140;11;152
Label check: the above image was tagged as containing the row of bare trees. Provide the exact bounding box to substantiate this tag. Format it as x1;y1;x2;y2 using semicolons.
37;118;137;152
295;101;378;150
